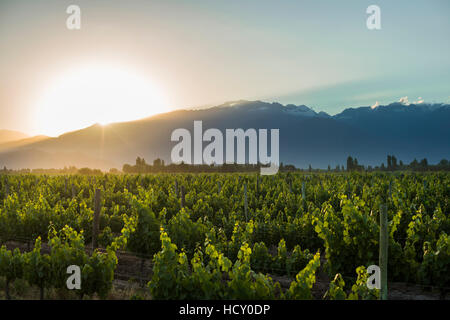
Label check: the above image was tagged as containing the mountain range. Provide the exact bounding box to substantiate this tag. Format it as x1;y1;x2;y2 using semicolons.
0;130;29;145
0;100;449;170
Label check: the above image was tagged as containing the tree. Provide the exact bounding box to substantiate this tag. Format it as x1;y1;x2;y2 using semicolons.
346;156;362;171
386;155;398;170
347;156;354;171
420;158;428;168
392;155;397;169
122;164;133;173
153;158;162;167
410;158;419;168
134;157;149;173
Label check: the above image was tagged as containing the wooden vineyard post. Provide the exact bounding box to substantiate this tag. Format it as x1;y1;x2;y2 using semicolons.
175;180;178;197
347;180;351;199
5;179;9;198
256;175;259;195
388;180;392;199
301;181;306;210
65;177;68;195
217;181;221;193
244;183;248;221
92;188;101;250
71;184;76;198
180;185;185;208
379;204;388;300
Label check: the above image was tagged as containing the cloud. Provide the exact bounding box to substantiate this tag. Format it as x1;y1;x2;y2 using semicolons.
414;97;424;104
371;101;380;109
398;96;424;105
399;96;410;105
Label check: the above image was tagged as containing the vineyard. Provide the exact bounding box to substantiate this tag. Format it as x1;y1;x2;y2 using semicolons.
0;172;448;300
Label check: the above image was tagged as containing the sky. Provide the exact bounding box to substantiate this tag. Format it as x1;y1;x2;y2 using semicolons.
1;0;449;136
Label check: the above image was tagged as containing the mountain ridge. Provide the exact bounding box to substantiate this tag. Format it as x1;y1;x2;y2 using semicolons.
0;130;29;145
0;100;448;170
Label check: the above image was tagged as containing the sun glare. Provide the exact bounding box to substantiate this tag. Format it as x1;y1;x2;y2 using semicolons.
34;65;168;136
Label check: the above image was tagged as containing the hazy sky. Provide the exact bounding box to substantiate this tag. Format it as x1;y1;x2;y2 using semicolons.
1;0;449;136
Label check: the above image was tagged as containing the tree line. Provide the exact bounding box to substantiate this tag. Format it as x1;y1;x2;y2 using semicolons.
346;155;450;172
122;157;281;173
1;155;448;175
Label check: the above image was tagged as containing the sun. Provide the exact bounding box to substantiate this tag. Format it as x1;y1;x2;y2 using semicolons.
34;64;169;136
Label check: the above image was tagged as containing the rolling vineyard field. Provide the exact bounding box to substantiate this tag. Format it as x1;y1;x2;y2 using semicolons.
0;172;448;300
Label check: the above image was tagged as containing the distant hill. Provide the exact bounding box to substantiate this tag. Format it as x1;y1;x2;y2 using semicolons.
0;100;448;170
0;130;29;145
0;135;50;153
